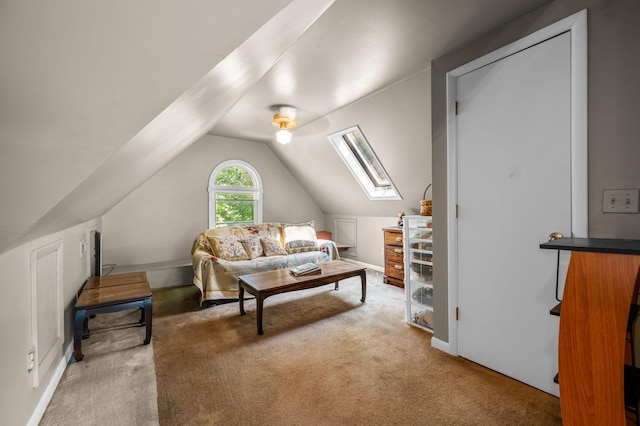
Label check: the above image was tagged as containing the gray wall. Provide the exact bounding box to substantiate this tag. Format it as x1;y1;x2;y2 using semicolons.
0;218;100;425
102;135;326;267
431;0;640;343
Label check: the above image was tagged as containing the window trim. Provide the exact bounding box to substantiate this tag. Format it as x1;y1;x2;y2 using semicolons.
327;126;402;200
208;160;263;228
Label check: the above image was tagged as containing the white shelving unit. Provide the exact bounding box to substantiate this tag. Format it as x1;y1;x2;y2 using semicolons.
403;215;433;332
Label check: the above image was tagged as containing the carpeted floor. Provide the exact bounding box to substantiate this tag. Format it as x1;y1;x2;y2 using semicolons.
152;270;562;425
40;308;159;425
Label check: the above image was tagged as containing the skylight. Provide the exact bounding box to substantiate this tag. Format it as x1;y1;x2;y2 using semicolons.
328;126;401;200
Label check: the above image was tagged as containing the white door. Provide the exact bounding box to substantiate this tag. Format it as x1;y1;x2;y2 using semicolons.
455;32;575;396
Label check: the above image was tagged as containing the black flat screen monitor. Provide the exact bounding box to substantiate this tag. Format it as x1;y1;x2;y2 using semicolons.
90;230;102;277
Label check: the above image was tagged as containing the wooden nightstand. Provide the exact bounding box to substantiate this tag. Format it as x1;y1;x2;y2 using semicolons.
383;227;404;288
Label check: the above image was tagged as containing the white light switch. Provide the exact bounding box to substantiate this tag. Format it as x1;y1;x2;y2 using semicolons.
603;189;639;213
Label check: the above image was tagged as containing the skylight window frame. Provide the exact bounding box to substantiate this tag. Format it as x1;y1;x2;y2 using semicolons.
328;126;402;200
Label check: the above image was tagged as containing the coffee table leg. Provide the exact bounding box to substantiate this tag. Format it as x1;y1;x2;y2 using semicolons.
73;309;86;361
360;270;367;302
335;281;339;291
239;282;246;315
256;294;264;335
143;297;152;345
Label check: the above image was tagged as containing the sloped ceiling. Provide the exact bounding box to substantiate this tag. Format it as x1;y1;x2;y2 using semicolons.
210;0;554;142
0;0;330;253
0;0;551;254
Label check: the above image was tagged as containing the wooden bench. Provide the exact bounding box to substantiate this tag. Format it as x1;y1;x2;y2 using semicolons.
73;272;152;361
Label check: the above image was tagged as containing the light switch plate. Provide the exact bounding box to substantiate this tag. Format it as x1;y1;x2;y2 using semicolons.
602;189;639;213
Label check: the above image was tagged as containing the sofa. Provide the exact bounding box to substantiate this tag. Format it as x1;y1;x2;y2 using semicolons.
191;221;339;306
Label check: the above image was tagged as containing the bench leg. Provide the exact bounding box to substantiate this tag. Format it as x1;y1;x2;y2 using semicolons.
335;281;339;291
143;297;152;345
82;316;90;339
360;270;367;302
74;309;87;361
138;307;146;326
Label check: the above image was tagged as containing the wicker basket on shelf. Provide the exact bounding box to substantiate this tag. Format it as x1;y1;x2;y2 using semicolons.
420;184;432;216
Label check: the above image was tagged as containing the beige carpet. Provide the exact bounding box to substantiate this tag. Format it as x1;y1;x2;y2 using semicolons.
152;271;561;425
40;308;159;425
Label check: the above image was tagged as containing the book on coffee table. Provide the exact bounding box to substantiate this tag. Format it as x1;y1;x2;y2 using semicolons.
290;263;321;276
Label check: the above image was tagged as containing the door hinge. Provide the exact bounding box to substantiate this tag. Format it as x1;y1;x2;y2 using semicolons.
456;307;459;321
456;204;459;218
455;101;459;115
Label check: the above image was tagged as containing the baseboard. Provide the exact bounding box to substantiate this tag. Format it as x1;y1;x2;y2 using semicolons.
27;341;73;426
431;336;454;355
340;258;383;273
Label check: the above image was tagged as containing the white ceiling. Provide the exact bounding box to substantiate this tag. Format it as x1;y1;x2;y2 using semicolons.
210;0;553;143
0;0;552;253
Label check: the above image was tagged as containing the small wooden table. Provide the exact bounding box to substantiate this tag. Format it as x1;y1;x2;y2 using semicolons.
74;280;152;361
83;271;147;289
238;260;366;335
540;238;640;424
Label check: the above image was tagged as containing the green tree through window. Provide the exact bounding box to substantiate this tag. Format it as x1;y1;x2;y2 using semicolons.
208;161;262;228
214;166;254;187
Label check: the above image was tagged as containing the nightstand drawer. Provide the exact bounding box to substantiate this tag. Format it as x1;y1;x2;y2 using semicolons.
384;231;404;247
385;246;404;262
385;260;405;280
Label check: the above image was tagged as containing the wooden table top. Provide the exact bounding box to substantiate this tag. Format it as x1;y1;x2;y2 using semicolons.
540;237;640;255
238;260;365;292
83;271;148;289
76;281;151;309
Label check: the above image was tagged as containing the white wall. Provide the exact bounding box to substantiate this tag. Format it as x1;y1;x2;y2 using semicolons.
0;218;100;425
102;135;325;268
102;70;432;272
324;214;399;268
270;68;433;220
271;69;432;269
0;0;292;254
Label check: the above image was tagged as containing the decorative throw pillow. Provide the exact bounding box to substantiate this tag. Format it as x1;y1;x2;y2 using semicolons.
210;235;250;261
204;227;233;250
283;221;319;254
240;237;264;260
238;223;281;241
261;238;287;257
285;239;319;254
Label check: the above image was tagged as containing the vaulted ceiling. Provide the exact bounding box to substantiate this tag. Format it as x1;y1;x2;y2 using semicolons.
0;0;551;254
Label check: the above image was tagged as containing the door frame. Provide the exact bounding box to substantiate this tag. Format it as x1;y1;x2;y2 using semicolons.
440;10;588;356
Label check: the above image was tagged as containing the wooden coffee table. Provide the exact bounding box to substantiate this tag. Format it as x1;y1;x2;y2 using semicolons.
238;260;366;334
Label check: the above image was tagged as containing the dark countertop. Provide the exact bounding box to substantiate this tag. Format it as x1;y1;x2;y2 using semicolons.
540;237;640;255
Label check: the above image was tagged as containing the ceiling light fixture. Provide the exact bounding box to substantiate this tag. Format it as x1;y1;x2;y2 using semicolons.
272;105;297;144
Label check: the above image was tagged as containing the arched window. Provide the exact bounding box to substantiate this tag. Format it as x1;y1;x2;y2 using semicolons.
208;160;263;228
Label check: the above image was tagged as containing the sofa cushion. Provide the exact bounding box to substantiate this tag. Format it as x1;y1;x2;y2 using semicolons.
261;238;287;257
236;223;282;241
210;235;250;261
240;237;264;260
283;221;319;254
